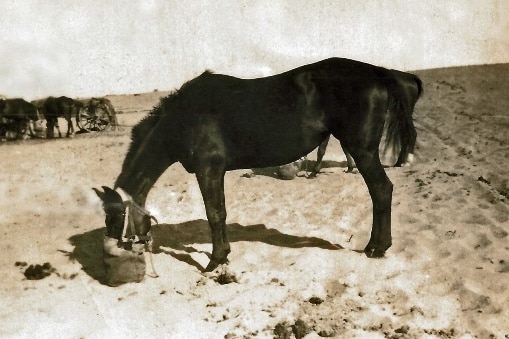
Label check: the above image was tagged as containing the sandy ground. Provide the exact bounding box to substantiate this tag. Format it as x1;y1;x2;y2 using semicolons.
0;64;508;338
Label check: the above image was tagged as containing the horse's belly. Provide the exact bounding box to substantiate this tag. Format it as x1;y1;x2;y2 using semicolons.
223;130;328;169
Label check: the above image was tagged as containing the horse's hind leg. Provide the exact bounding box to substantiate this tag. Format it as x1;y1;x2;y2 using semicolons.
348;147;393;257
310;135;330;177
196;165;231;272
345;150;355;173
339;144;355;173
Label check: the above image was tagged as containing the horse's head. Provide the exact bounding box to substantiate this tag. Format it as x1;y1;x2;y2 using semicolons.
94;186;126;239
93;186;156;242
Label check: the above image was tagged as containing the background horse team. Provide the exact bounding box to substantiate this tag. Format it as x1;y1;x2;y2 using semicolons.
0;96;119;140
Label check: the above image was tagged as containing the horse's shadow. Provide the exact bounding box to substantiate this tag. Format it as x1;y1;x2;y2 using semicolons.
68;228;107;282
68;219;343;281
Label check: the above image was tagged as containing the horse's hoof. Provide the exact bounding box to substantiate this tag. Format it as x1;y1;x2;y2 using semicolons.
204;257;229;272
204;261;219;272
364;247;386;258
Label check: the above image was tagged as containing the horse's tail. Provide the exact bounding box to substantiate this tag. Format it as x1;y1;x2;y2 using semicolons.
412;73;424;99
379;69;422;165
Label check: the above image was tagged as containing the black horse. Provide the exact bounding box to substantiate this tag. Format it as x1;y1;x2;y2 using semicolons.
310;69;423;176
97;58;419;272
0;98;42;140
41;96;82;138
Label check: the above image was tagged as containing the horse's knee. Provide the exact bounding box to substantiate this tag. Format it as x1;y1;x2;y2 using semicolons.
207;209;227;225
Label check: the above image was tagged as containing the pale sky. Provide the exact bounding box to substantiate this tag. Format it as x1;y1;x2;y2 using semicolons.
1;0;508;100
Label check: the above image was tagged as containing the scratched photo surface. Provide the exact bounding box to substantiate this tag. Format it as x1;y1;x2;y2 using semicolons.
1;1;508;338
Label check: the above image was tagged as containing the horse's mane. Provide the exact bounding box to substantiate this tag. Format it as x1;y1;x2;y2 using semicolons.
130;70;214;144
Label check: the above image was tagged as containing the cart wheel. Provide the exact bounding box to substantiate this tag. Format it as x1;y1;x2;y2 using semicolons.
77;108;92;131
77;107;111;132
93;107;111;131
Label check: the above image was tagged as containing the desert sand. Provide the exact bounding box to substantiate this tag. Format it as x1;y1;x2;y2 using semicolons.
0;64;508;338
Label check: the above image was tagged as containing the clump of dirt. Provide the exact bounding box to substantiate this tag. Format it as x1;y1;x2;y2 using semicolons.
21;262;56;280
215;271;238;285
273;319;309;339
308;296;324;305
207;264;238;285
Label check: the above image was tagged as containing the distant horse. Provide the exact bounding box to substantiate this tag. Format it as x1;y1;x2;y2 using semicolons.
0;98;42;140
310;69;423;176
42;96;82;138
97;58;418;272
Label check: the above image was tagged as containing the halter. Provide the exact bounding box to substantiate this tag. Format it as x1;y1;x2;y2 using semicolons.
124;200;159;243
120;198;159;278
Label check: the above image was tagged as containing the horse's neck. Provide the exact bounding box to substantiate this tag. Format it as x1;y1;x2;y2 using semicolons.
116;187;134;204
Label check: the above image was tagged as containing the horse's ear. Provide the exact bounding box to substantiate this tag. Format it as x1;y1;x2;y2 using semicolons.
92;187;105;201
101;186;125;206
102;186;116;194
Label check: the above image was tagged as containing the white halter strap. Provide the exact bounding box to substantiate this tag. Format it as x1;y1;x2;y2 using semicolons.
116;187;132;205
117;188;159;278
116;188;158;241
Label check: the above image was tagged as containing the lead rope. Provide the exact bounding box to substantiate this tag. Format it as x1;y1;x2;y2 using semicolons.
125;201;159;279
145;236;159;278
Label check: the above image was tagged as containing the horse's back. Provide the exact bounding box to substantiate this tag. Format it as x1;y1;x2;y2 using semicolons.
173;58;391;170
0;98;38;120
176;69;326;168
44;96;79;117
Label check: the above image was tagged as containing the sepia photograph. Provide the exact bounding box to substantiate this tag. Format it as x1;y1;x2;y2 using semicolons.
1;1;508;338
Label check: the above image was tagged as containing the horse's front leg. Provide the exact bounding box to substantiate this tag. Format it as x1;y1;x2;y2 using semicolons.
55;120;63;138
45;119;54;138
196;167;230;272
66;118;75;137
